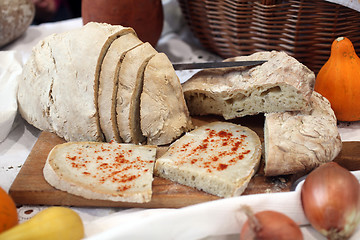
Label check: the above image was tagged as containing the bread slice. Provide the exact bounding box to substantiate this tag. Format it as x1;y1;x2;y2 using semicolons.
43;142;157;203
264;91;342;176
18;22;134;142
116;42;157;144
154;121;262;198
98;32;143;142
140;53;193;145
182;51;315;120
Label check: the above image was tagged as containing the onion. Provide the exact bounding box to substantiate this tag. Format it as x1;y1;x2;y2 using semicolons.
301;162;360;240
240;206;303;240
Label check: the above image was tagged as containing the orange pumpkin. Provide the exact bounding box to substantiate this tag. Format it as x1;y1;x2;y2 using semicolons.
0;186;18;233
314;36;360;121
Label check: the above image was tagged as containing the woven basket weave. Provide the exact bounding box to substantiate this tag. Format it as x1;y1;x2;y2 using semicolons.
178;0;360;73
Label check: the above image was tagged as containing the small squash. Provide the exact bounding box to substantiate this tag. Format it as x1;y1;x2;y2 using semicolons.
314;36;360;121
0;207;84;240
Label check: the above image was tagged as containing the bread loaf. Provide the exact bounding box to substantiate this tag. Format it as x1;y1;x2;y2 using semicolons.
0;0;35;47
182;51;315;120
264;91;342;176
141;53;194;145
18;22;134;142
154;122;262;197
43;142;157;203
18;22;192;146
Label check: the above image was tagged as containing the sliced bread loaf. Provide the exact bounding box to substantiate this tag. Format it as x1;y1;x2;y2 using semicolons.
140;53;193;145
264;91;342;176
116;42;158;144
18;22;134;142
98;32;142;142
182;51;315;120
43;141;157;203
154;121;262;198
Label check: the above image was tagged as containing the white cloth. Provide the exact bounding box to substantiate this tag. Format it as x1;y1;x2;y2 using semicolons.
0;51;22;142
84;171;360;240
85;190;307;239
338;121;360;141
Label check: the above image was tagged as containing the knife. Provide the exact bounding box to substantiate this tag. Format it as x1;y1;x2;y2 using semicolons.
172;60;267;71
290;175;307;191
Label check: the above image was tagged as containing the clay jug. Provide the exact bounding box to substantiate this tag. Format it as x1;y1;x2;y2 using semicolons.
82;0;164;47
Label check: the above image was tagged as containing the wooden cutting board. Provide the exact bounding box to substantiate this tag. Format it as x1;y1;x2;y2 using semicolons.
9;115;360;208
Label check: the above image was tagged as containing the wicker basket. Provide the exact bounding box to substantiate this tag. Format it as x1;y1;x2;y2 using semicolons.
178;0;360;73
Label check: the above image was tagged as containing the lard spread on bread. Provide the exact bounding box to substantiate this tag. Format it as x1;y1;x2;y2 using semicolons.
154;122;262;198
43;141;157;203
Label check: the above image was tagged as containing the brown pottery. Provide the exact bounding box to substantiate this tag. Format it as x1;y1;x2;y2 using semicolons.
82;0;164;47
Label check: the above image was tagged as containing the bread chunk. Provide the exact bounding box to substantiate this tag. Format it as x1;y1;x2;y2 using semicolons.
98;33;142;142
43;142;157;203
141;53;193;145
154;122;262;198
264;91;342;176
17;37;55;133
0;0;35;47
116;42;157;144
182;51;315;120
18;22;134;142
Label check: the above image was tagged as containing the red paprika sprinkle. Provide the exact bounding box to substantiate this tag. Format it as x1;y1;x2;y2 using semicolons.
217;163;228;171
168;127;254;173
67;155;77;161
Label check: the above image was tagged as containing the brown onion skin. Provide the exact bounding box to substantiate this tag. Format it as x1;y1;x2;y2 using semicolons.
301;162;360;240
240;210;303;240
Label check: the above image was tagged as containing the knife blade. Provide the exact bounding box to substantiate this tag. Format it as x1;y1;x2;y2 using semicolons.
172;60;267;71
290;175;307;191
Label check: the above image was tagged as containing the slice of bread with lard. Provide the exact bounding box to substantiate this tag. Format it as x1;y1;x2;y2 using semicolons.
154;121;262;198
43;142;157;203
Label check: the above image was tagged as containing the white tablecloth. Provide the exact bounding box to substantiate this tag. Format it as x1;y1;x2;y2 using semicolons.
1;1;360;239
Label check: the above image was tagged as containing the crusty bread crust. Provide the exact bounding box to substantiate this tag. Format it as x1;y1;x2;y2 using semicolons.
264;91;342;176
43;142;157;203
182;51;315;120
154;122;262;198
141;53;194;145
